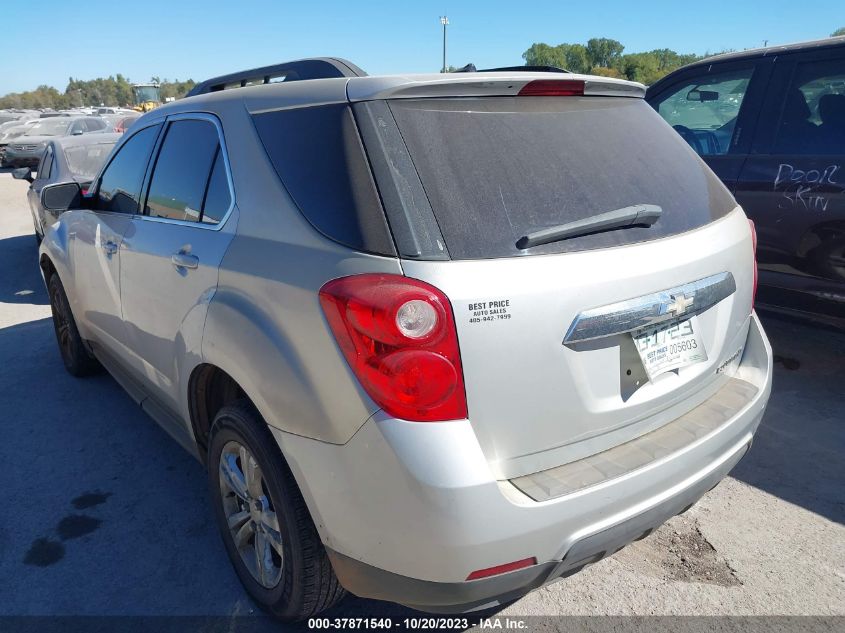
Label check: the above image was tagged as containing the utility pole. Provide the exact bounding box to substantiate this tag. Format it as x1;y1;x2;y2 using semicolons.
440;16;449;73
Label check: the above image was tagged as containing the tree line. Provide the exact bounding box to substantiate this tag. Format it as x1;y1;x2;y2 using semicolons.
524;28;845;85
522;38;706;85
0;75;196;110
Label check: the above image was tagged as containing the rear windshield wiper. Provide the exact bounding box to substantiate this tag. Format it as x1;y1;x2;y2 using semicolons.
515;204;662;250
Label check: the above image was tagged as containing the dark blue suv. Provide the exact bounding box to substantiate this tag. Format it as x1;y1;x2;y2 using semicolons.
647;36;845;328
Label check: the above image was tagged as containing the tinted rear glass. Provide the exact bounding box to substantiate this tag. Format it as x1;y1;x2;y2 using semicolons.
386;97;736;259
251;104;395;256
64;142;116;179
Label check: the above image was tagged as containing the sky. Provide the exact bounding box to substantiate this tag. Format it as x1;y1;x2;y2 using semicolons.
1;0;842;95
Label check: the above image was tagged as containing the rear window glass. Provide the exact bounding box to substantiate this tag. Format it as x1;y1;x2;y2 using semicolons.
385;97;736;259
251;104;395;256
64;142;116;179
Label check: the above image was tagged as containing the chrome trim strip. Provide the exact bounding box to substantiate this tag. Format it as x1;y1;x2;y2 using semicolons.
563;272;736;344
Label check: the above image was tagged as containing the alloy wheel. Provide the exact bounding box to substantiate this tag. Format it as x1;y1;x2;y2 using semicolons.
218;440;285;588
49;284;73;360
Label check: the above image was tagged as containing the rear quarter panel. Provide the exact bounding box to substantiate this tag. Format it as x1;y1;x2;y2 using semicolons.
199;98;403;444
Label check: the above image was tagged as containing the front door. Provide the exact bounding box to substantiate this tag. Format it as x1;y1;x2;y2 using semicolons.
648;60;770;191
28;144;53;237
65;123;162;355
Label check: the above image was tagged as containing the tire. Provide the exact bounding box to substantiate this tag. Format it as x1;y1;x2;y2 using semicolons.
47;273;101;377
208;401;346;620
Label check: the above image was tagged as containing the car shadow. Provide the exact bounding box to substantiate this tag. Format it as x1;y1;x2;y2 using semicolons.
0;317;246;616
0;234;48;305
0;316;506;624
730;313;845;525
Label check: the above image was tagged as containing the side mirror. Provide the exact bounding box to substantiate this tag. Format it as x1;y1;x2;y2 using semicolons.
72;130;84;136
686;88;719;102
12;167;34;183
41;181;82;212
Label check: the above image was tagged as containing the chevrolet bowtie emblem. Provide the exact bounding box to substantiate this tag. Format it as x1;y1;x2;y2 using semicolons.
666;293;694;316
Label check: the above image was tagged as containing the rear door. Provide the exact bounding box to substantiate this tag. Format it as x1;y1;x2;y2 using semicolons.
647;59;771;191
119;114;236;413
734;48;845;319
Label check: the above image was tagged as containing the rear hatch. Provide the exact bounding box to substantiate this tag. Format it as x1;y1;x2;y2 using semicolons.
351;77;755;479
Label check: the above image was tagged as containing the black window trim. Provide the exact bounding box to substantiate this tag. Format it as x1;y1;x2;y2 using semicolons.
137;112;235;231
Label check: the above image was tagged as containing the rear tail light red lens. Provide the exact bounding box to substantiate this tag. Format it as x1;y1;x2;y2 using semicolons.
319;274;467;422
748;219;758;308
518;79;585;97
466;557;537;581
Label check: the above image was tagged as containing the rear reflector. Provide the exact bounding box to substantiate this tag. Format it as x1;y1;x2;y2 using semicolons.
749;219;758;308
466;557;537;581
518;79;584;97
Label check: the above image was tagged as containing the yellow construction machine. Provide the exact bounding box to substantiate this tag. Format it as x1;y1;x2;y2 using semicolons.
132;83;162;112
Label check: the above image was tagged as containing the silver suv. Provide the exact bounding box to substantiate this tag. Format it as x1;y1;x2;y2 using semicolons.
37;58;773;619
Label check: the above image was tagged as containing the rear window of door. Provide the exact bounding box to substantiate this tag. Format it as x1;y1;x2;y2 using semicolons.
773;56;845;155
144;118;230;224
652;67;755;156
373;96;736;260
94;124;160;214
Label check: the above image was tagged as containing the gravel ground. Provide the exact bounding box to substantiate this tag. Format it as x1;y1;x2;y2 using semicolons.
0;171;842;622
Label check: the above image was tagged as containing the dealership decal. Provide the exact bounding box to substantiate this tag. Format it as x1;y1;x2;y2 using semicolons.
468;298;512;324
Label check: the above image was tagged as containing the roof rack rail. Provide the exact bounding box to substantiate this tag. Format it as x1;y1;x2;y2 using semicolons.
453;64;570;74
187;57;366;97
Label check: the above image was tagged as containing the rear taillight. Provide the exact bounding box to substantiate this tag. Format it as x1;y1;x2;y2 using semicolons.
748;219;758;308
518;79;585;97
319;274;467;422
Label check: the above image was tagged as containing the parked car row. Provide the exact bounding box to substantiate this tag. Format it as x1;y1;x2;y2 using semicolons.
31;54;772;619
0;108;139;167
13;133;122;242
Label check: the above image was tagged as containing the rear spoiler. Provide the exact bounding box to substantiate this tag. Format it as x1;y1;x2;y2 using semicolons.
346;73;645;102
453;64;570;74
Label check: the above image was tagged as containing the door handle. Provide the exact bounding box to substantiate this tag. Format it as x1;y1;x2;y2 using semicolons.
171;252;199;270
102;240;118;255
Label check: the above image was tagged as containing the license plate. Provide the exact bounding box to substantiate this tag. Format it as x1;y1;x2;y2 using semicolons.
632;318;707;380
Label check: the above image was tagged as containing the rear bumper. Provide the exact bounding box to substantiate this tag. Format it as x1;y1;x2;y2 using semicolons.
326;436;750;613
271;313;772;613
